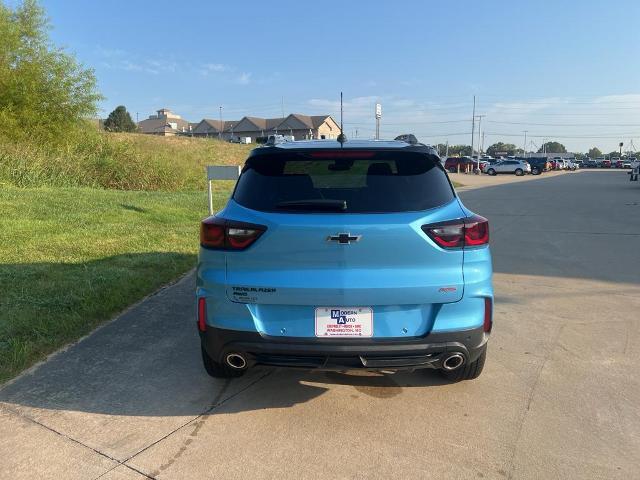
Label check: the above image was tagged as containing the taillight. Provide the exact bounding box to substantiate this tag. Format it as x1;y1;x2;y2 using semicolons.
483;297;493;332
464;215;489;246
421;215;489;249
200;217;266;250
197;297;207;332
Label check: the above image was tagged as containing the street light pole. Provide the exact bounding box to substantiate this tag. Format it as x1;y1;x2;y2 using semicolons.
523;131;528;158
471;95;476;172
219;106;223;140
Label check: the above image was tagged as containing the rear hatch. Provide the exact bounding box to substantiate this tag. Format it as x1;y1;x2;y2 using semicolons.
223;147;466;338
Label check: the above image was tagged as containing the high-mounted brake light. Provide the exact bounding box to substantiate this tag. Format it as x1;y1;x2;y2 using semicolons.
309;151;376;159
421;215;489;249
200;217;266;250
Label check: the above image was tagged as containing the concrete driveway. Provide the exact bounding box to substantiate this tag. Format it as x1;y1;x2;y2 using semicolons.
1;170;639;479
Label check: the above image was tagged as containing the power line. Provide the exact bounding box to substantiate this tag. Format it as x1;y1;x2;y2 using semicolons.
486;120;640;127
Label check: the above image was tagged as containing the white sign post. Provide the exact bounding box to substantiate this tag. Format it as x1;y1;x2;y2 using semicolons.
206;165;241;215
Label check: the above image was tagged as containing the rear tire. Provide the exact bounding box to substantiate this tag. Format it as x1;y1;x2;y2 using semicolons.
439;345;487;382
515;168;524;176
532;167;540;175
201;344;245;378
487;168;496;176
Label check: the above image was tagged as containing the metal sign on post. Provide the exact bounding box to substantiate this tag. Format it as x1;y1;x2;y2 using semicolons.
206;165;241;215
375;103;382;140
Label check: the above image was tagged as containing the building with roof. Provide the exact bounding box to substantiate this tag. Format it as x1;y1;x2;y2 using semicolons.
138;108;192;136
192;119;239;138
193;113;340;143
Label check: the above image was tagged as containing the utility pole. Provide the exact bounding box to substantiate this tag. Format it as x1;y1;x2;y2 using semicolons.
471;95;476;172
523;131;528;158
476;114;485;156
219;106;223;140
445;140;449;158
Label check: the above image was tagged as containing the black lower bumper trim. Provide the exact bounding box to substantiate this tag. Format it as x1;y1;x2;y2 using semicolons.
200;326;488;371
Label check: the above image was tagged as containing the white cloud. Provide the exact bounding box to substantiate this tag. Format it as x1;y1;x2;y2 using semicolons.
237;72;252;85
199;63;231;75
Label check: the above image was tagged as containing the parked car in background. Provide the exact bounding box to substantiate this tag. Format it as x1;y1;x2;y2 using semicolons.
624;158;635;168
615;160;624;169
601;159;612;168
444;156;475;174
586;159;598;168
595;157;605;167
567;160;579;171
518;157;550;175
485;159;531;176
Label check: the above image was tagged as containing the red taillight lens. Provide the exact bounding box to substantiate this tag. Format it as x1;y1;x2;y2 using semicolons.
197;297;207;332
200;217;226;248
200;217;266;250
422;215;489;249
464;215;489;246
483;297;493;332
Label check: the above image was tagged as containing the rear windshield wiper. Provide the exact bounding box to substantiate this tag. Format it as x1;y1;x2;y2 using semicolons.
276;199;347;211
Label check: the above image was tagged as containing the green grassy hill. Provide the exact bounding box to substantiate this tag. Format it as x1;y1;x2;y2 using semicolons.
0;132;253;191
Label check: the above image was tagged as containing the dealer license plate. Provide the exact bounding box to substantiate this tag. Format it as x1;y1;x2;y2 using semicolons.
315;307;373;337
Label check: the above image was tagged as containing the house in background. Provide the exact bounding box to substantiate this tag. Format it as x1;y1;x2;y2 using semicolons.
275;114;339;141
138;108;191;136
191;119;238;139
137;108;339;142
227;114;340;143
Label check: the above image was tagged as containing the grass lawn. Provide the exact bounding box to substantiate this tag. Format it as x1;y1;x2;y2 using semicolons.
0;184;232;383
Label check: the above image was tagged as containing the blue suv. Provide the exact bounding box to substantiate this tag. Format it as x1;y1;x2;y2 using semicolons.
197;139;493;381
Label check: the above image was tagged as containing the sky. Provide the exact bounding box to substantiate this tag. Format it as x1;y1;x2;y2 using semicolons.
30;0;640;152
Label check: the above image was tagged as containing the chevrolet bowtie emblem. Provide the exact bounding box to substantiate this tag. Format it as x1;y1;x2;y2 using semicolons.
327;233;362;244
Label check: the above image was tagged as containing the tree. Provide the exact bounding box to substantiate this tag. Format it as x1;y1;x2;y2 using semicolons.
104;105;136;132
537;141;567;154
486;142;518;157
447;144;472;157
587;147;602;159
0;0;101;142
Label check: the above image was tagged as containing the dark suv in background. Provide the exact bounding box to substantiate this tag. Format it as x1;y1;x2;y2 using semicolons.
516;157;551;175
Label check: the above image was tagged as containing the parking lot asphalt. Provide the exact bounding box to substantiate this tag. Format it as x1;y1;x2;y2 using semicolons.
1;170;639;479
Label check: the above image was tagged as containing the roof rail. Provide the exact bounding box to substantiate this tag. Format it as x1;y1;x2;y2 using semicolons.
265;134;289;145
394;133;419;145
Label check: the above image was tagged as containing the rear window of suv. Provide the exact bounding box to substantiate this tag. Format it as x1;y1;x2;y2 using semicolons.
232;150;455;213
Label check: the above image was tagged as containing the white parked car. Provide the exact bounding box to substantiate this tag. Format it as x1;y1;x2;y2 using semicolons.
485;159;531;176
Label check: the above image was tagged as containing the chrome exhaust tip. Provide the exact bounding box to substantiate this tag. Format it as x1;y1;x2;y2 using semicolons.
225;353;248;370
442;353;465;371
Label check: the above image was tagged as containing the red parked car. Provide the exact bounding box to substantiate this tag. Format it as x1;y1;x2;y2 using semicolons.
602;159;611;168
444;157;475;173
615;160;624;168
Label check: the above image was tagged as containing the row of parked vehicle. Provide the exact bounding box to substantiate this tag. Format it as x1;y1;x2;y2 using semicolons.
443;156;579;176
580;157;635;169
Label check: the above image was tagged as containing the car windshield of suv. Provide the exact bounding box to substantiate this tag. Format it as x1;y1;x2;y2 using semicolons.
233;150;454;213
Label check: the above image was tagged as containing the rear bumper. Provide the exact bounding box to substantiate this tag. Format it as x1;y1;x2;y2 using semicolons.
200;326;489;371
